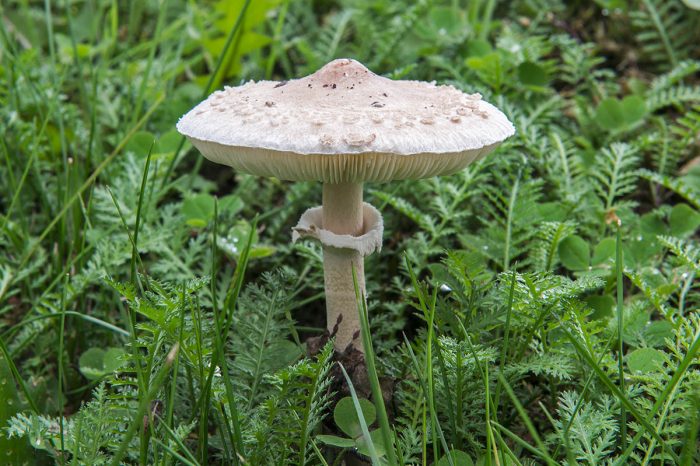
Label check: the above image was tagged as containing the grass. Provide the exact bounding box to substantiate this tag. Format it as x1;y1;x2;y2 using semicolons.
1;0;700;465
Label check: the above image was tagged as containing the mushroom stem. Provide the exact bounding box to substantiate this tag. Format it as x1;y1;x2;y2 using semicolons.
322;182;365;352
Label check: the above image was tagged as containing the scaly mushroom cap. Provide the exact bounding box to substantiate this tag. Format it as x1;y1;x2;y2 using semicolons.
177;59;515;183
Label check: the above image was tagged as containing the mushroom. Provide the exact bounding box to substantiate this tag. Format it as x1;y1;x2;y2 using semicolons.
177;58;514;353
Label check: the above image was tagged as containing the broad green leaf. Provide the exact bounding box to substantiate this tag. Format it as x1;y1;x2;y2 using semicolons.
587;294;615;320
154;130;182;156
640;212;667;235
619;309;651;345
79;348;106;380
595;98;626;130
595;96;646;131
125;131;155;157
621;95;646;125
218;219;275;260
465;39;492;57
229;220;259;247
437;449;474;466
465;52;504;89
103;348;126;373
334;396;376;438
627;347;667;373
465;52;501;71
429;6;463;35
79;347;126;381
592;237;616;266
214;0;282;32
644;320;675;348
558;235;590;270
624;234;662;268
182;193;216;228
517;61;548;87
219;194;244;217
217;219;275;259
355;429;386;457
669;203;700;237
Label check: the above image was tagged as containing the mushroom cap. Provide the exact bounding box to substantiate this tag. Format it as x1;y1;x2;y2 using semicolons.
177;59;514;183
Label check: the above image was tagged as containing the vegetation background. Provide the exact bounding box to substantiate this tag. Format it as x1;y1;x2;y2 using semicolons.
1;0;699;464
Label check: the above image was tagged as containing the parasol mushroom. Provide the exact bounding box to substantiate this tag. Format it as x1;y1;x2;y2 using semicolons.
177;58;514;353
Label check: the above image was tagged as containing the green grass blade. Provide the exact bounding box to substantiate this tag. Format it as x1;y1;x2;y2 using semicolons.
57;272;68;463
352;265;397;466
615;219;627;450
155;409;200;466
1;310;130;340
151;438;199;466
491;421;542;464
338;362;382;466
495;372;558;466
131;141;154;284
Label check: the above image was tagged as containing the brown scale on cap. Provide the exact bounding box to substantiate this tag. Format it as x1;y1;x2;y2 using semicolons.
344;133;377;146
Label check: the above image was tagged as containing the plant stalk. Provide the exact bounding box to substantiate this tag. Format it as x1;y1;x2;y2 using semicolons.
322;182;365;352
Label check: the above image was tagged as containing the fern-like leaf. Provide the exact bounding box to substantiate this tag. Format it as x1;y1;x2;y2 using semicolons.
247;342;334;464
647;85;700;112
640;169;700;209
531;221;577;271
547;391;618;466
230;270;301;410
631;0;699;70
658;236;700;273
590;143;640;212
